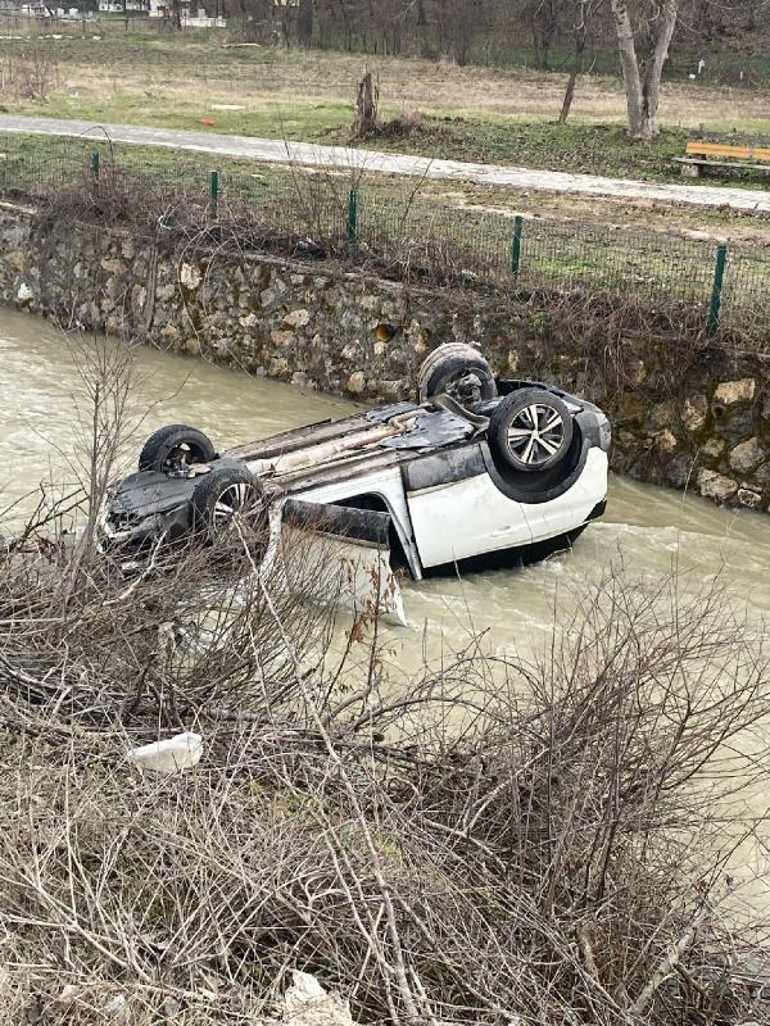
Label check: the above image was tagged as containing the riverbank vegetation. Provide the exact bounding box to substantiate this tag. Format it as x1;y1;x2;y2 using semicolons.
0;343;769;1024
4;132;768;348
7;130;769;245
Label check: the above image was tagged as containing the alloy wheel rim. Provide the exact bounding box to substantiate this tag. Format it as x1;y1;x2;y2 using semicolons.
506;403;566;468
211;482;252;529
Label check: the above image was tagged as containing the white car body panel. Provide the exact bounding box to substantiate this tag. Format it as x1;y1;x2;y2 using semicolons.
291;465;425;580
522;448;608;543
406;473;532;568
406;450;608;570
260;504;408;627
263;444;608;579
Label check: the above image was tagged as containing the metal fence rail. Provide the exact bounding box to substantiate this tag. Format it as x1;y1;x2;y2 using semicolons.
1;134;767;341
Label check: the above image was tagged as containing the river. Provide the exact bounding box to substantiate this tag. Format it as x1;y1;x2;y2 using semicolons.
1;308;768;907
3;308;769;640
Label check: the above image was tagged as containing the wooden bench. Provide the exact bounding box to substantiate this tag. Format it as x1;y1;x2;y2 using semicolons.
674;139;770;177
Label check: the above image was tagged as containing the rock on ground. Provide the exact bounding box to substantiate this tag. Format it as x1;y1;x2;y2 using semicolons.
283;972;355;1026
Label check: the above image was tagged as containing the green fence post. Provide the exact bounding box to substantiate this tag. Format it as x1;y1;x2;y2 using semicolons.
511;215;524;277
90;149;100;182
707;242;728;335
348;188;358;244
209;170;220;224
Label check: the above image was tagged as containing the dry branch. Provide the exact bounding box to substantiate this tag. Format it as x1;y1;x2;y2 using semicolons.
0;352;769;1024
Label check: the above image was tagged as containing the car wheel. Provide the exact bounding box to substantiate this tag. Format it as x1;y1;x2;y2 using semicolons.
417;343;497;404
139;424;216;474
191;465;262;541
488;389;573;473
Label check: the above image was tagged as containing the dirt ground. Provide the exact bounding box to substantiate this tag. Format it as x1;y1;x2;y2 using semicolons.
11;35;770;137
431;184;770;244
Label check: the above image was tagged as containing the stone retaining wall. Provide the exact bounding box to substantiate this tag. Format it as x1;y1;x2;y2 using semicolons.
1;205;769;512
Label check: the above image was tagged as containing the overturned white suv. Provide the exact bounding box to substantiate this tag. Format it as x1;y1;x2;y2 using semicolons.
99;344;610;624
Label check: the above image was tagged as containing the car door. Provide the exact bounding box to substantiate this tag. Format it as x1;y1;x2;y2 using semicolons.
403;445;532;569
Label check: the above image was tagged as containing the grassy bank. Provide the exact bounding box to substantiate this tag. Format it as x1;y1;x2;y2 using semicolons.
3;131;769;246
1;133;768;344
3;34;770;187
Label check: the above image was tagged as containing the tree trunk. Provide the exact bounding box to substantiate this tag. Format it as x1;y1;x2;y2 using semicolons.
639;0;678;137
559;7;587;124
610;0;677;140
531;0;557;70
353;69;379;138
297;0;313;45
610;0;645;136
531;16;542;68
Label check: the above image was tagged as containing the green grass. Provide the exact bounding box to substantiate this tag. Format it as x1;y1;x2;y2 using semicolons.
362;117;689;181
13;98;766;191
14;88;767;190
1;131;767;339
30;91;354;141
1;31;768;190
353;115;770;190
1;129;765;245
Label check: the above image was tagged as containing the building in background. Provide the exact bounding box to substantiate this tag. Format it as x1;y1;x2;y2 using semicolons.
148;0;225;25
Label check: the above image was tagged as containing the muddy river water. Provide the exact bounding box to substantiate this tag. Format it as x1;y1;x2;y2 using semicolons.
3;309;769;635
1;309;769;904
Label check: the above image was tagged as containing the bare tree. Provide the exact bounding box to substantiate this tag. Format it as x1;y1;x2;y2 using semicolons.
529;0;560;69
297;0;314;42
259;0;768;76
234;0;276;42
610;0;678;139
444;0;485;64
559;0;601;122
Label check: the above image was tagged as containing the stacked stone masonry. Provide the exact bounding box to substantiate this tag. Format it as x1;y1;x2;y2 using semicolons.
1;205;769;514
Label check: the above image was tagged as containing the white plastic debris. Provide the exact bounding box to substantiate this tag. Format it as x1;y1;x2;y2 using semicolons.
105;994;129;1020
179;262;202;290
163;997;182;1016
129;732;203;775
283;971;354;1026
55;984;81;1006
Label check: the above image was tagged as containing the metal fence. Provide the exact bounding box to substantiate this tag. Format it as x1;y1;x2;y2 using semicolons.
0;134;767;341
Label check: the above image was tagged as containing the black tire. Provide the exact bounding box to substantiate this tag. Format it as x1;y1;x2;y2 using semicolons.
190;465;262;541
488;389;573;474
417;342;476;385
139;424;216;474
417;343;497;404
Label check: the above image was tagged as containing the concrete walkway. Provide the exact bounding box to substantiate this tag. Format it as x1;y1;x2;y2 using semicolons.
1;113;768;213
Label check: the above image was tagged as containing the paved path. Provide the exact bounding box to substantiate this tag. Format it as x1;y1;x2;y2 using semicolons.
1;113;768;213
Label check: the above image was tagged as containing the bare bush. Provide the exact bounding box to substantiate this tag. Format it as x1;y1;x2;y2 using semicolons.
2;44;61;101
0;352;768;1024
2;522;769;1023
